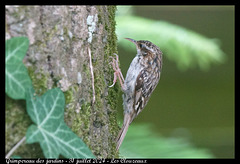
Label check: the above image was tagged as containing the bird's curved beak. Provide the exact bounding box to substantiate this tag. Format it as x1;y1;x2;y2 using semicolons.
125;38;137;46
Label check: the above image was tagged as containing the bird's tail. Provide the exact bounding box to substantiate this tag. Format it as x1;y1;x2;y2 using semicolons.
116;114;131;151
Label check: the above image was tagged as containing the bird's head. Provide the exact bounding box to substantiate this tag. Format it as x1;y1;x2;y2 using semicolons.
125;38;157;57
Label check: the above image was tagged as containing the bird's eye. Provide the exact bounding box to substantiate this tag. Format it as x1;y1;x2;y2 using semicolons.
139;43;144;48
142;51;147;56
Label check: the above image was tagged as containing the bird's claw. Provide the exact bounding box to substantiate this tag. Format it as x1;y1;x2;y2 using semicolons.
109;53;125;91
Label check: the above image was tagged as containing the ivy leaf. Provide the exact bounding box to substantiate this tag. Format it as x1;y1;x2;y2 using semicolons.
26;87;95;158
5;37;32;99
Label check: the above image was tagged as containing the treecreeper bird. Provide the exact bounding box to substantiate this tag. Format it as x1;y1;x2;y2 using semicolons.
109;38;163;151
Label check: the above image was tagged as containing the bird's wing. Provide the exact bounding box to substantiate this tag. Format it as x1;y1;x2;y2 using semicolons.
133;68;160;118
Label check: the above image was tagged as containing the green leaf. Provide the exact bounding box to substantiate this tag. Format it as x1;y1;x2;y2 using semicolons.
116;15;225;70
5;37;32;99
26;87;95;158
120;124;214;158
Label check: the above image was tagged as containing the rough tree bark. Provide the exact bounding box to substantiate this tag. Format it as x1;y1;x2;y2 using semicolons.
5;6;119;158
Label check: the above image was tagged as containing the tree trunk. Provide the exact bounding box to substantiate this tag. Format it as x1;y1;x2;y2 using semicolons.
5;5;119;158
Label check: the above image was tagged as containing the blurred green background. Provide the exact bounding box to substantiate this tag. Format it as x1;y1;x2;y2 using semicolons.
115;6;234;158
